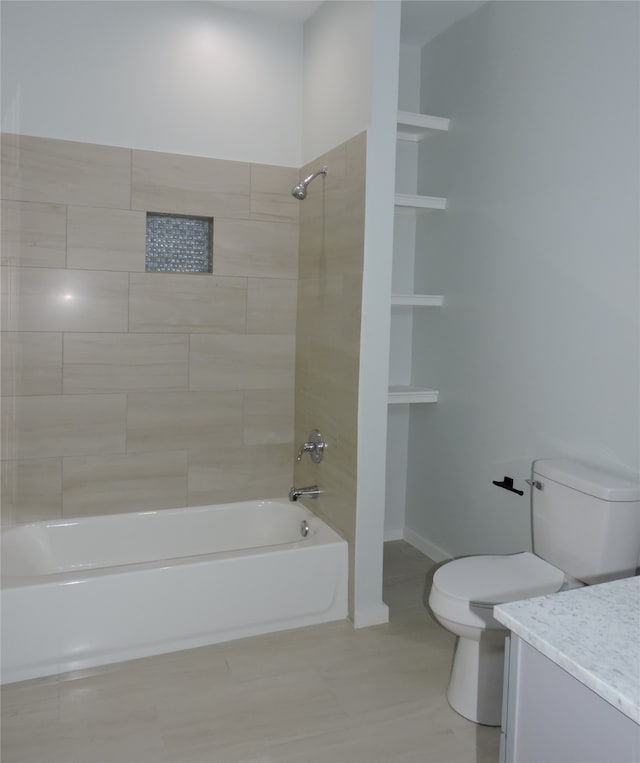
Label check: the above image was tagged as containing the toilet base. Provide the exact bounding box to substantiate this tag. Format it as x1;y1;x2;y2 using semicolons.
447;633;505;726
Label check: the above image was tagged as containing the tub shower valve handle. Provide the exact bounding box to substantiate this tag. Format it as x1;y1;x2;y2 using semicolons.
297;442;316;460
296;430;325;464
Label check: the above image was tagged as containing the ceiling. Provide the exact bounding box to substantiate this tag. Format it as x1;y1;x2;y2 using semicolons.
213;1;483;46
213;1;323;22
400;1;484;46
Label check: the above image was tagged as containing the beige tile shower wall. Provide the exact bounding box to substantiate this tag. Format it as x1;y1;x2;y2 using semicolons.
293;132;367;618
0;134;299;525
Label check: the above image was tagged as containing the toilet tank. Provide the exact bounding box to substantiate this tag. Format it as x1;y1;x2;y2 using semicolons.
532;459;640;584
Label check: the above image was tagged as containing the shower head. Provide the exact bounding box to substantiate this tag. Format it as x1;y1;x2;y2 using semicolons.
291;166;328;200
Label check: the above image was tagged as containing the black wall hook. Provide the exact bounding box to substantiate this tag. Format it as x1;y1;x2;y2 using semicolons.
492;476;524;496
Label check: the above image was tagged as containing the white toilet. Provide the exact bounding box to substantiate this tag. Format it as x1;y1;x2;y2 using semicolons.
427;459;640;726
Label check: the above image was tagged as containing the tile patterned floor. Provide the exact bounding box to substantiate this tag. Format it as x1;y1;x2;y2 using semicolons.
1;541;499;763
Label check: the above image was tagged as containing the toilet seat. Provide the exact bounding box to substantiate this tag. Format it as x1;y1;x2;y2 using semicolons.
429;552;565;630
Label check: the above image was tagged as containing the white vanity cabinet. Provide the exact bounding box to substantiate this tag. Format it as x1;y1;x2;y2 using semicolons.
500;635;639;763
495;576;640;763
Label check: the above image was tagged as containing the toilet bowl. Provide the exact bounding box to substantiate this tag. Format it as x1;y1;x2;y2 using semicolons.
425;459;640;727
427;552;568;725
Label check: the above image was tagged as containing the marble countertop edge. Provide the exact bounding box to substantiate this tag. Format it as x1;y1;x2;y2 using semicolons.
494;577;640;725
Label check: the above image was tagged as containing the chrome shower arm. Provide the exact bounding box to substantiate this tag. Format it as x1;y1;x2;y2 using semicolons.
301;166;328;186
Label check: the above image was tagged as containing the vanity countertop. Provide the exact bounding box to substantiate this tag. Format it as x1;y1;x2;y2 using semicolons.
494;575;640;724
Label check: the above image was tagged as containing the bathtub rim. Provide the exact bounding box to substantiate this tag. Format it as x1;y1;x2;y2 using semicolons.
1;498;345;589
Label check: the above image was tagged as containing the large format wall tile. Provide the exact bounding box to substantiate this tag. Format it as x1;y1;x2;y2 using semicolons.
296;357;359;429
297;195;325;280
67;207;146;271
1;201;66;268
323;131;366;278
131;150;250;218
246;278;297;335
298;144;366;280
63;451;188;517
126;390;244;453
0;134;302;524
296;274;363;356
0;266;129;332
1;394;126;459
1;134;131;208
189;334;295;391
250;164;300;224
63;333;188;393
243;389;294;445
1;332;63;396
129;273;247;333
187;443;292;506
0;458;62;526
293;132;367;619
213;220;298;279
298;453;357;543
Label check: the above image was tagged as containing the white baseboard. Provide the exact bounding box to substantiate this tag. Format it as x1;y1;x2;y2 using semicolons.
384;528;404;542
401;526;452;562
351;602;390;629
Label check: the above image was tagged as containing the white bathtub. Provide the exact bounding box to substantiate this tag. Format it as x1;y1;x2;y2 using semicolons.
1;499;348;684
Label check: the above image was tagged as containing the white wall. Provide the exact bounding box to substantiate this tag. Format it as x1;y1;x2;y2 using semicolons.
1;0;303;165
406;0;640;558
354;0;401;626
301;0;374;164
301;0;402;625
397;43;421;114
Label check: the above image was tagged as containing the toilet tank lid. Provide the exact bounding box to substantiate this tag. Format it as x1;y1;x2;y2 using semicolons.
533;459;640;502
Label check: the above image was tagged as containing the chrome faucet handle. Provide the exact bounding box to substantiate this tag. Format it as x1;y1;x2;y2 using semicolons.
296;430;325;464
296;442;316;462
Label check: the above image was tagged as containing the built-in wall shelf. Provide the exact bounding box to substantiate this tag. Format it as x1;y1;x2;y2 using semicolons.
394;193;447;214
388;385;439;405
391;294;444;307
397;111;450;142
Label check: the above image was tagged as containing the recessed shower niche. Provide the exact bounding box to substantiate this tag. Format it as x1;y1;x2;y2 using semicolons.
145;213;213;273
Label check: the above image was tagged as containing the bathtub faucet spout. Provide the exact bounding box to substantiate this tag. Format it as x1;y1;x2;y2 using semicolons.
289;485;320;502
